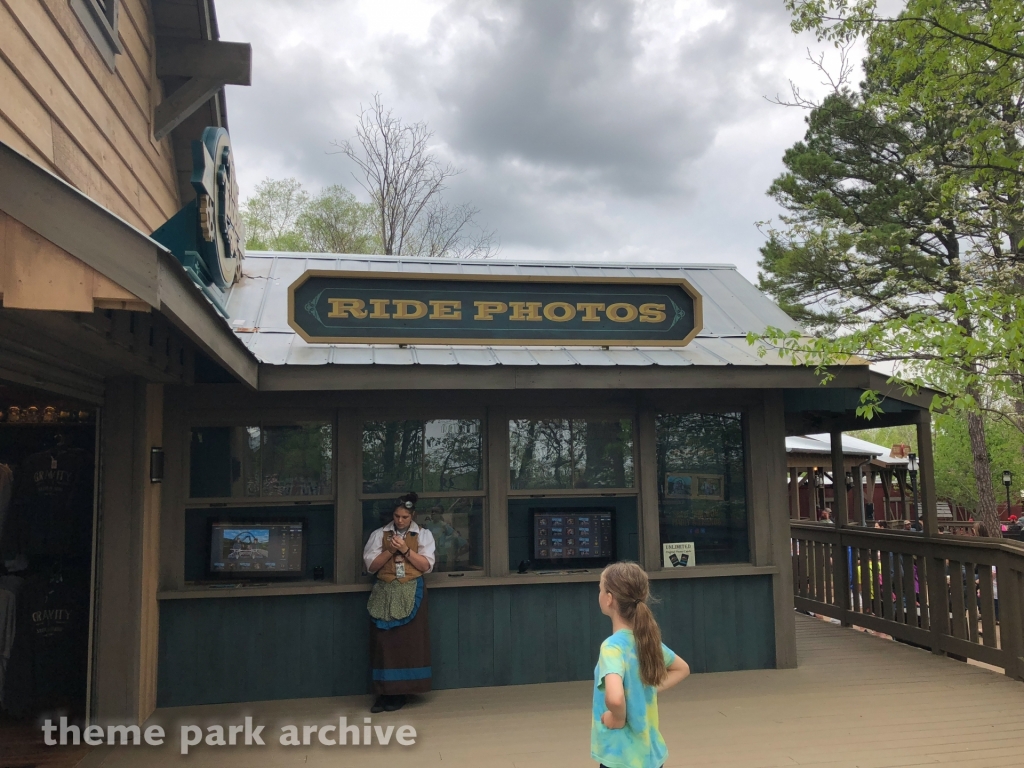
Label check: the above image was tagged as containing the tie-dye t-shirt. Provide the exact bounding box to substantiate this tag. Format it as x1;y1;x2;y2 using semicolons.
591;629;676;768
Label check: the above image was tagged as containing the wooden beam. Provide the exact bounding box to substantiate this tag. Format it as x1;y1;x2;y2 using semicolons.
153;77;223;140
0;142;159;305
156;39;252;84
258;363;875;393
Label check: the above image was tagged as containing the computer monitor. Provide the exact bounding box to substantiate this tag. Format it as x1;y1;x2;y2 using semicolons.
207;520;306;579
533;509;614;563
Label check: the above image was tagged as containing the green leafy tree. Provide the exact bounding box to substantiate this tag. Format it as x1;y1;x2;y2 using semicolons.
296;185;378;254
242;177;310;251
756;0;1024;535
241;178;377;254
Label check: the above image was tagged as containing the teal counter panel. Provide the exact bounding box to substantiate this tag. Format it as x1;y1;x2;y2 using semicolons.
157;576;775;707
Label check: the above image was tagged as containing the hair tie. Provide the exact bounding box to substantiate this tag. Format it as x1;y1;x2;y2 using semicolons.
635;598;643;606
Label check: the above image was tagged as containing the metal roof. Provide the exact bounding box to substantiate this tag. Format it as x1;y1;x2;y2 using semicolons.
789;434;910;466
225;253;804;367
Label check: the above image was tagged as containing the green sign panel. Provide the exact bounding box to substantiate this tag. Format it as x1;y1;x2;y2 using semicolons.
288;271;703;347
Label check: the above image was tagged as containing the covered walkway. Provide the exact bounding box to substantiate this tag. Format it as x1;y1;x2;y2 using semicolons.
55;613;1024;768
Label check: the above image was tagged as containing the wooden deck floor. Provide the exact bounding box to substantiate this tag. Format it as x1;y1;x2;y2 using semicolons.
63;613;1024;768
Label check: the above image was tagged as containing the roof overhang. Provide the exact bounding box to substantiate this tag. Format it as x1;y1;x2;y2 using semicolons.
0;142;257;388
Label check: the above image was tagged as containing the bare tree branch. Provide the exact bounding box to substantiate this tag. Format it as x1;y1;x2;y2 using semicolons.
330;94;497;258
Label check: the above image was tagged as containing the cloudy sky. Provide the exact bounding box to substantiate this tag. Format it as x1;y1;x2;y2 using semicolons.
216;0;856;282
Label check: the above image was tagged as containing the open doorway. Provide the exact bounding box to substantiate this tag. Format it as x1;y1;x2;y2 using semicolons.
0;381;97;763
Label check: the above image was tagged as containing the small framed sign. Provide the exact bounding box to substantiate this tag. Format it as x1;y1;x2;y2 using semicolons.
664;472;692;498
663;541;695;568
694;474;724;500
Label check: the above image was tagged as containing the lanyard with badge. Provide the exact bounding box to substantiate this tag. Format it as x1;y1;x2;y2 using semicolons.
393;529;407;579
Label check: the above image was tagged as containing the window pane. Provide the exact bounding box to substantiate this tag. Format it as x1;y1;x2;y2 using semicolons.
509;418;634;490
361;497;484;573
423;420;482;491
260;422;333;496
189;426;260;498
361;421;424;494
656;412;748;565
362;419;482;494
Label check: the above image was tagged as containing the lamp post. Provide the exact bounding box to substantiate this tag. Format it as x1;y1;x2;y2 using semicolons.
908;453;919;524
814;469;824;519
1003;470;1013;519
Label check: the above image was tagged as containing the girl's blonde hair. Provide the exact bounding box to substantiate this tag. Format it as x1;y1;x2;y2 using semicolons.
602;561;666;687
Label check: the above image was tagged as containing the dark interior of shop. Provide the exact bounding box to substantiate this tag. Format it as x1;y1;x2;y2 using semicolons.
0;382;97;737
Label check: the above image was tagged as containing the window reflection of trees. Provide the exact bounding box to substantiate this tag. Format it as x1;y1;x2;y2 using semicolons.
362;419;481;494
656;412;748;564
509;419;634;490
260;423;334;496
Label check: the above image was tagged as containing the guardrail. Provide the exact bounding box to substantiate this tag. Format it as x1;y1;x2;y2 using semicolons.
791;522;1024;679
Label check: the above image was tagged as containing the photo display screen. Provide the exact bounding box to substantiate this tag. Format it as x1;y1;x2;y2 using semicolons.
533;511;614;560
209;521;304;577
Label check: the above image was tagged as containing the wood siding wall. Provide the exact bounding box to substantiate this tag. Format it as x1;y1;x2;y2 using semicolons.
0;0;180;232
156;576;776;707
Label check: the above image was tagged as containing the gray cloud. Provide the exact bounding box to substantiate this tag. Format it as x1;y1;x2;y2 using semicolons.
216;0;833;278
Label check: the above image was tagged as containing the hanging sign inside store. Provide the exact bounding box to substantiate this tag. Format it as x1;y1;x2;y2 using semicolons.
288;271;703;346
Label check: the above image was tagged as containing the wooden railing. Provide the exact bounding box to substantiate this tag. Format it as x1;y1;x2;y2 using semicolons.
791;522;1024;679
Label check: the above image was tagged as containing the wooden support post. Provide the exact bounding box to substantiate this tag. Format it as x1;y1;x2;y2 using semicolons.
336;410;360;582
637;405;661;571
486;406;510;577
790;468;800;520
830;430;851;622
852;464;865;526
916;409;939;537
92;378;163;724
882;469;892;523
763;391;797;668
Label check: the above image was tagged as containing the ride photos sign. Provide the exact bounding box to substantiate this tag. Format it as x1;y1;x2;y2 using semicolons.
288;271;703;346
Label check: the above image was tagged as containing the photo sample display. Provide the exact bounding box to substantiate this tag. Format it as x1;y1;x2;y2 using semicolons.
533;511;613;560
209;521;305;576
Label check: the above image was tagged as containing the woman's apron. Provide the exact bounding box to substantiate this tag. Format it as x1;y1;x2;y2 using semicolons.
368;529;432;695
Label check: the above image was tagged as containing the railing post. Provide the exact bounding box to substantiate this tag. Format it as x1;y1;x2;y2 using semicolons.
998;552;1024;680
926;555;948;656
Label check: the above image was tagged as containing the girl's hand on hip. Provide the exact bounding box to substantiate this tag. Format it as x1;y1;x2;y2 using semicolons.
601;711;625;730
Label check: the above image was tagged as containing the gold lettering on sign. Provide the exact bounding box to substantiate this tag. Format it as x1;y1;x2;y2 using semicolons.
576;302;605;322
543;302;576;322
429;300;462;320
509;302;543;321
606;303;639;322
393;300;428;319
327;298;368;318
639;303;667;323
474;301;508;321
368;299;391;318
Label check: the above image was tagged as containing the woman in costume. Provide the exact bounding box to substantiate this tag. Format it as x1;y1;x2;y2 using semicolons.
362;491;435;713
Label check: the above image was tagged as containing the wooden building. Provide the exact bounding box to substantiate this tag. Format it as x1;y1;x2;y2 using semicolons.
0;0;942;727
0;0;251;726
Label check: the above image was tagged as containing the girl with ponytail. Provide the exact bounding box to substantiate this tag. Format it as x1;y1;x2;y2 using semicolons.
592;562;690;768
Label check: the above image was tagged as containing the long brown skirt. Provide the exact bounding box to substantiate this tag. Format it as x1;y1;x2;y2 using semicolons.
370;583;432;695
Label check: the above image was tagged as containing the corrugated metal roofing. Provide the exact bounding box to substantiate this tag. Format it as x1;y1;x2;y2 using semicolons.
225;253;804;367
